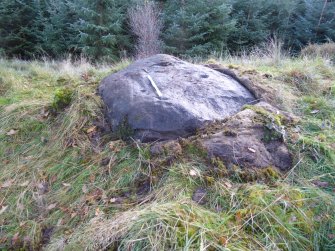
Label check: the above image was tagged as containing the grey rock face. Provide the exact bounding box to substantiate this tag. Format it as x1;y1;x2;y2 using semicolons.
99;54;255;142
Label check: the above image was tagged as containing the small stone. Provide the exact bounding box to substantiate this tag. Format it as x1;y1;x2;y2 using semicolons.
189;169;198;177
6;129;18;136
192;188;207;205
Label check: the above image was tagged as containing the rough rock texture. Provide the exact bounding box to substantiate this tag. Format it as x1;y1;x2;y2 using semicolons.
199;102;292;171
205;64;280;108
99;54;255;142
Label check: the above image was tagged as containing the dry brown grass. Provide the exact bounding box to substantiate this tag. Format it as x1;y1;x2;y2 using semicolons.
301;42;335;60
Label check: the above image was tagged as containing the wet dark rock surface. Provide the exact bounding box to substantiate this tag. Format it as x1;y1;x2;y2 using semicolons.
99;54;255;142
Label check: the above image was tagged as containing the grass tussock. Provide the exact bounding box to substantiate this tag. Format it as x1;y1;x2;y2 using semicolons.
301;42;335;61
0;52;335;250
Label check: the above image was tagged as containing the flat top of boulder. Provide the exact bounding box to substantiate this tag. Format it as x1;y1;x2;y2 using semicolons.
99;54;255;142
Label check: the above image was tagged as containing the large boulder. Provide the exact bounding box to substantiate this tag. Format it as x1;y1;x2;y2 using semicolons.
99;54;255;142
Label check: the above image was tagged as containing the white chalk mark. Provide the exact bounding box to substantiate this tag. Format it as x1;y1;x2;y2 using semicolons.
147;75;162;97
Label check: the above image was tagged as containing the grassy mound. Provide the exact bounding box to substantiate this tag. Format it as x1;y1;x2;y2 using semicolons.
0;55;334;250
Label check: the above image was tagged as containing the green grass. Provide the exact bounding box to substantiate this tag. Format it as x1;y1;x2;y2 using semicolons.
0;54;335;250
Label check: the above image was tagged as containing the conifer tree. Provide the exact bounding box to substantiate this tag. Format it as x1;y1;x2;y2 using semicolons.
74;0;130;61
39;0;80;58
304;0;335;44
281;0;335;52
0;0;334;59
0;0;40;58
227;0;271;51
163;0;234;57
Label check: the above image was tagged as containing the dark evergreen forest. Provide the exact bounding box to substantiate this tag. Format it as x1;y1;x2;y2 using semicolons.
0;0;334;61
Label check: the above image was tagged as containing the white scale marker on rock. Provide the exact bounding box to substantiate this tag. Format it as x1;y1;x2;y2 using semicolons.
147;75;162;97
